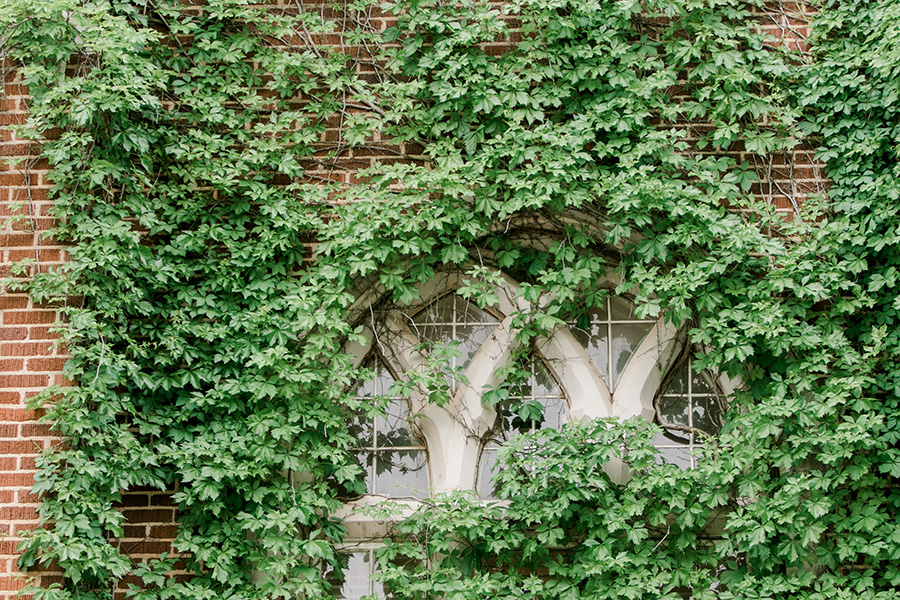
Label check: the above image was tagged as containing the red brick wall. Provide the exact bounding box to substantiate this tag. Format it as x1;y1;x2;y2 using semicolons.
1;60;67;599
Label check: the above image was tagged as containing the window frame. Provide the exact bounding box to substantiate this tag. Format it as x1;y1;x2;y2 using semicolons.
342;271;703;502
334;269;741;594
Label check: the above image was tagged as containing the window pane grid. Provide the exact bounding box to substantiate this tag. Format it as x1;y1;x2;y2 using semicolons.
353;359;429;498
571;296;654;390
654;358;722;470
478;358;567;497
412;295;501;386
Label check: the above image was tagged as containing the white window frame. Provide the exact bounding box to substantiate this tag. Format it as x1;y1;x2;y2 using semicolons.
338;270;742;536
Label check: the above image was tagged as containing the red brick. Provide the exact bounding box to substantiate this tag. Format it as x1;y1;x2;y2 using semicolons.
0;392;21;404
0;233;35;246
121;540;172;555
0;408;37;422
0;114;26;127
149;524;178;539
0;576;27;591
0;173;32;186
0;342;54;356
7;250;61;263
2;312;56;326
16;490;40;504
25;358;66;372
0;440;38;454
0;424;17;437
122;525;147;538
51;374;73;386
3;84;26;95
0;298;28;310
150;494;174;507
20;424;51;438
0;506;36;522
27;327;58;340
31;299;69;310
0;359;23;372
121;508;176;523
30;159;50;172
22;188;49;202
11;218;56;231
0;457;16;470
0;374;48;388
0;142;30;156
0;473;36;488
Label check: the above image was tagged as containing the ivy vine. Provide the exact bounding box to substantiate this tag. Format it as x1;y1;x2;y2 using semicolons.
1;0;898;599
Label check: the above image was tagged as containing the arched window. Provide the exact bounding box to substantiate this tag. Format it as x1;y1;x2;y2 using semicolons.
477;356;567;497
340;273;727;502
334;274;732;597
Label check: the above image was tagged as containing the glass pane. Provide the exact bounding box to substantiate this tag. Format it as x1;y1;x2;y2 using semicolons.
540;396;567;431
414;295;456;324
591;299;610;321
347;414;374;450
533;360;561;397
373;451;429;498
656;445;693;469
337;552;372;600
610;323;653;388
376;399;417;447
354;360;395;397
353;377;377;399
477;448;500;497
691;369;715;394
659;395;690;429
417;323;453;346
572;323;609;383
692;395;720;435
609;296;638;320
664;362;689;394
455;323;494;370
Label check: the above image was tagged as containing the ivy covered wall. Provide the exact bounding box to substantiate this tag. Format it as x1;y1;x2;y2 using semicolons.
0;0;898;599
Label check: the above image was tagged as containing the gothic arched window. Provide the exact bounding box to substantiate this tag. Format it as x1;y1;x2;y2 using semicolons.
332;273;733;598
339;273;730;504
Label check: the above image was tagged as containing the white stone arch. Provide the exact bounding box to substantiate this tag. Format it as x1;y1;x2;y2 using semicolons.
337;269;746;544
346;269;688;491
